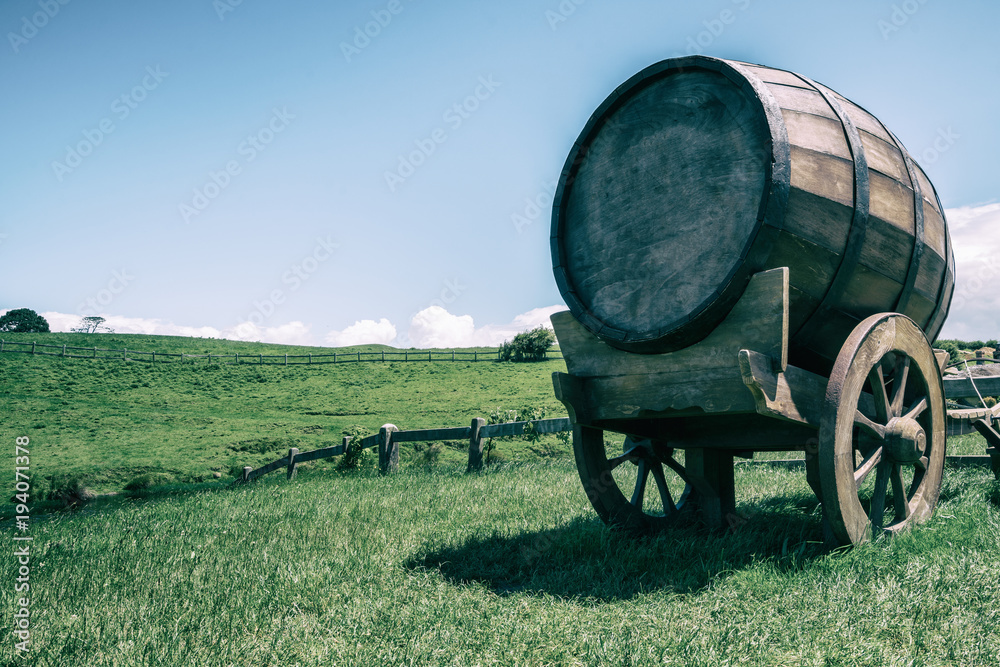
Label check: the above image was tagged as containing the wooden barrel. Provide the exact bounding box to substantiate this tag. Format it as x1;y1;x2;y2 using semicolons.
551;55;954;372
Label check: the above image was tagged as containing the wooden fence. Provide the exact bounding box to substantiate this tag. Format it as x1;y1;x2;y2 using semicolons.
237;416;573;482
0;340;562;364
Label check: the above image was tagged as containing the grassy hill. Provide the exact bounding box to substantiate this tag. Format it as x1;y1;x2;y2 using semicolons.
5;333;1000;664
0;332;568;496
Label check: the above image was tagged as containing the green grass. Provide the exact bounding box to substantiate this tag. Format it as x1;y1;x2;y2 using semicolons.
5;333;1000;665
0;333;568;495
5;461;1000;666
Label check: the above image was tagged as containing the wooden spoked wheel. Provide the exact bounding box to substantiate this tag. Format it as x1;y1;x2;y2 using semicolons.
819;313;946;546
573;426;694;534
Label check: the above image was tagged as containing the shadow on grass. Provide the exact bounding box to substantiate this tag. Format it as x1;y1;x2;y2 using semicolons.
406;493;829;602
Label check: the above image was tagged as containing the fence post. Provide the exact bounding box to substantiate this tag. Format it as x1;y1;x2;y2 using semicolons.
62;344;66;357
123;348;127;361
242;466;252;483
93;347;97;358
0;340;4;353
152;352;155;363
977;350;986;366
378;424;400;474
235;353;238;365
31;342;35;354
466;417;487;472
287;447;299;481
309;354;312;365
284;354;288;366
381;351;385;362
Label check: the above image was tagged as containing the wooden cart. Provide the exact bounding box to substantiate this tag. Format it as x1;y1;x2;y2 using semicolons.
552;267;948;546
547;56;958;546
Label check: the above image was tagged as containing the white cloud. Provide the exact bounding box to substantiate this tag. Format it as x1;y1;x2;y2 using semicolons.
16;311;318;346
325;318;397;347
939;203;1000;341
405;304;564;348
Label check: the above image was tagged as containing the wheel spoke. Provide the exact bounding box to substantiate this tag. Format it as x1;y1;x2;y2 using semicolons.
869;461;890;532
890;463;911;521
854;410;886;440
607;446;642;471
630;460;650;509
903;396;928;421
854;446;883;485
662;452;693;487
650;463;675;514
868;364;891;422
889;357;911;418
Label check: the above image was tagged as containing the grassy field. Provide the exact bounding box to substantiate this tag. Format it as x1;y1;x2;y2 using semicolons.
4;333;1000;665
4;461;1000;666
0;332;569;496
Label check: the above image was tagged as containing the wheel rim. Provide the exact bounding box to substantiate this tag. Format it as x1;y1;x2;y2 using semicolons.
819;314;946;545
574;427;694;533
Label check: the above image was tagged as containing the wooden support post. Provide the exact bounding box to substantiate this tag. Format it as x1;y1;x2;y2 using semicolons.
466;417;487;472
31;342;35;354
235;353;238;364
284;353;288;366
242;466;252;483
684;448;736;530
976;350;986;366
152;352;155;363
123;348;127;361
341;435;351;455
378;424;399;474
62;344;66;356
287;447;299;481
0;341;4;353
94;347;97;358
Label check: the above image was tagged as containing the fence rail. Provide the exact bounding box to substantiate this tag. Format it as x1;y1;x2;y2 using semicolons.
0;340;563;364
238;417;574;482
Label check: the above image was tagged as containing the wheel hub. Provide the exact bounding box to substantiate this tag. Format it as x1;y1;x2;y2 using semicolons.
884;416;926;463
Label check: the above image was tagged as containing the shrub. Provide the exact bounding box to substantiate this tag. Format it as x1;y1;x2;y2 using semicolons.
498;327;555;362
337;425;372;471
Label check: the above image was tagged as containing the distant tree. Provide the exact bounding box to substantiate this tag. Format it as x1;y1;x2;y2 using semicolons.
71;316;114;334
0;308;50;333
498;327;555;362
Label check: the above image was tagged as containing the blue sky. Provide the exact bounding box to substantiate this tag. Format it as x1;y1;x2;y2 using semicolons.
1;0;997;346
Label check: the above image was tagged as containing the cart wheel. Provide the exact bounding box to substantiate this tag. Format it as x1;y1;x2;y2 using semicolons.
574;426;694;534
819;313;946;546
